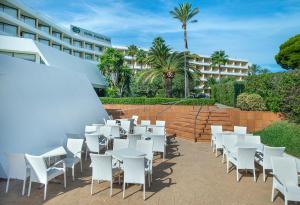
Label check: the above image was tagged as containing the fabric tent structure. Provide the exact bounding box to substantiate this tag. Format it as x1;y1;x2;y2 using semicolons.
0;54;108;178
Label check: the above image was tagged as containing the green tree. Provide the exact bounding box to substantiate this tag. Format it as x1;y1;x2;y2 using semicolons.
248;64;270;75
127;45;138;70
211;50;229;77
136;49;147;69
275;34;300;70
204;77;217;90
170;2;199;98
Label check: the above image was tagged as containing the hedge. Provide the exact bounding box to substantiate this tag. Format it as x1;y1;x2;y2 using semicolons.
236;93;266;111
211;81;244;107
100;97;215;105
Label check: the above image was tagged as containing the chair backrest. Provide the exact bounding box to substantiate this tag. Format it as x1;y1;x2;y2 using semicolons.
108;115;113;120
6;153;28;180
110;125;120;139
271;157;298;186
141;120;151;126
263;146;285;169
237;148;257;169
151;126;165;135
85;125;97;133
215;133;223;148
156;120;166;127
134;126;147;135
136;140;153;161
132;115;139;125
151;135;165;152
234;126;247;134
123;157;145;184
90;154;112;181
113;139;129;151
128;134;142;149
222;134;237;151
25;154;47;183
99;125;112;138
66;138;84;158
211;125;223;135
245;135;261;144
85;134;100;153
120;120;131;133
106;120;117;126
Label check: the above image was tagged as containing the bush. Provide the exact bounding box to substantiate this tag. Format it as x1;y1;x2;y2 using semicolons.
211;80;245;107
255;121;300;158
100;97;215;105
236;93;266;111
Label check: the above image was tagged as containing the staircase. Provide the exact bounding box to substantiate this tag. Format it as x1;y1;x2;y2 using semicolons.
166;107;234;142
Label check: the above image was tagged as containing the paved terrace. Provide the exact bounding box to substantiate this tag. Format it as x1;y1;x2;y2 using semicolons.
0;139;285;205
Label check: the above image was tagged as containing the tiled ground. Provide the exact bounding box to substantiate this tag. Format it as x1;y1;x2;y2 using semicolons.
0;139;289;205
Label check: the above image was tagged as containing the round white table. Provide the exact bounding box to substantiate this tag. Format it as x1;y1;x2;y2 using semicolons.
106;148;146;161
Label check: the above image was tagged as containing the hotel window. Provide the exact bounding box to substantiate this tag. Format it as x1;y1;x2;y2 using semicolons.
63;48;71;54
20;15;36;27
73;51;81;57
38;38;50;45
0;4;17;18
52;31;61;39
52;44;61;50
85;53;92;60
95;55;99;61
63;36;71;44
73;40;81;48
38;25;50;33
85;43;92;50
21;31;35;40
0;22;17;36
95;45;103;52
14;53;36;62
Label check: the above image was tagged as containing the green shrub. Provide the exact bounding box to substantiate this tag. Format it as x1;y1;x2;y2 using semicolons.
237;93;266;111
255;121;300;158
100;97;215;105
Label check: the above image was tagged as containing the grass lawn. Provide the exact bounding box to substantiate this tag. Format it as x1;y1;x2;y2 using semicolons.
255;121;300;158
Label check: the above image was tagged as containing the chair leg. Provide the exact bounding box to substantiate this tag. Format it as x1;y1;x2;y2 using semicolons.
85;150;88;161
122;182;126;199
271;184;275;202
110;180;113;197
222;151;225;163
80;160;83;173
285;199;288;205
215;149;218;157
236;169;239;182
148;173;151;188
143;179;146;200
63;171;66;188
44;183;47;201
263;169;266;182
5;178;10;193
72;165;75;181
27;180;32;197
253;168;256;182
91;180;93;195
226;160;229;173
22;178;26;196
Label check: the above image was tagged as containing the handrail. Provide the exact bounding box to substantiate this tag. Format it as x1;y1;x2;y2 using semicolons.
155;98;191;120
193;106;203;142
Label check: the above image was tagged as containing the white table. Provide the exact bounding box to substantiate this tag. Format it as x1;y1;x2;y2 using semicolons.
106;148;146;161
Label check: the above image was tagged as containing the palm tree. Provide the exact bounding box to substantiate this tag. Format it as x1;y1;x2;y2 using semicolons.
248;64;270;75
136;49;147;69
211;50;229;80
127;45;138;70
170;3;199;98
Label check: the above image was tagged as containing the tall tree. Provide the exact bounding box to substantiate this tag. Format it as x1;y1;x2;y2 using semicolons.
136;49;147;69
211;50;229;79
170;2;199;98
248;64;270;75
127;45;138;70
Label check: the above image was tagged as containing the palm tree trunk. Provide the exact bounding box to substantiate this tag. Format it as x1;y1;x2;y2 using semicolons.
164;77;173;98
183;26;189;98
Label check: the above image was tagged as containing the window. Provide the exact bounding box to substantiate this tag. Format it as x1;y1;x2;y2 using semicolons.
0;4;17;18
85;43;92;50
63;37;71;44
52;31;61;39
14;53;36;62
38;38;50;45
52;44;61;50
73;40;81;48
20;15;36;27
21;31;35;40
95;55;99;61
85;53;92;60
73;51;81;57
38;25;50;33
0;22;17;36
63;48;71;54
95;45;103;52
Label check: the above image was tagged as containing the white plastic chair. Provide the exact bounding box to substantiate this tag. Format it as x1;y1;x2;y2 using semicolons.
85;125;97;133
134;126;147;135
123;157;146;200
113;139;129;151
141;120;151;126
110;125;121;139
222;134;237;163
128;134;142;149
25;154;66;200
227;147;257;182
63;138;84;181
151;135;166;160
106;120;118;126
271;157;300;205
136;140;154;187
120;120;131;134
214;133;223;157
234;126;247;135
256;146;285;182
211;125;223;148
245;135;261;144
5;153;30;195
85;134;106;160
155;120;165;126
151;126;165;135
90;154;120;196
132;115;139;125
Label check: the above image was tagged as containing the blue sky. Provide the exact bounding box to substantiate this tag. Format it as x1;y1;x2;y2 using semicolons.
23;0;300;72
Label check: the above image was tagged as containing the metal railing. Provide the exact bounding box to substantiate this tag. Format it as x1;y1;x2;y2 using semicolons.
193;106;203;142
155;98;192;120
